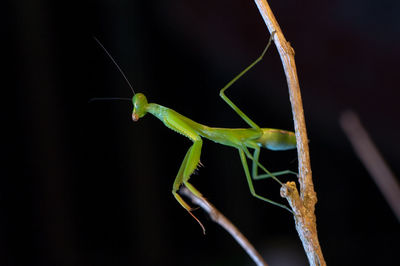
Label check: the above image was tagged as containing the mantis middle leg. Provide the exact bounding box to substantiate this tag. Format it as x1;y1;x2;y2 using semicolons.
238;148;293;213
251;147;297;180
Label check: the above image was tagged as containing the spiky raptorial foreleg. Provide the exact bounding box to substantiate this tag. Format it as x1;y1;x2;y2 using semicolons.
165;110;206;232
172;138;205;233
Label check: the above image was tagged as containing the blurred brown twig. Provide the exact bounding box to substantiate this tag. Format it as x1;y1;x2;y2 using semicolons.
340;110;400;222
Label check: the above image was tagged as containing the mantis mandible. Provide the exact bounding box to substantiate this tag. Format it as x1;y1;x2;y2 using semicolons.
95;34;296;231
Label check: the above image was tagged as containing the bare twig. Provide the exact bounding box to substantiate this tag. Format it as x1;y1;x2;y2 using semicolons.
180;187;268;266
253;0;326;265
340;111;400;222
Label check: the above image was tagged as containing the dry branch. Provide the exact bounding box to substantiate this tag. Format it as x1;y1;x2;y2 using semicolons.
180;187;268;266
253;0;326;265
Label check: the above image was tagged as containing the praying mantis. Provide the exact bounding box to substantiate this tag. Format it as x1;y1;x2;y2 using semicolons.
95;34;296;230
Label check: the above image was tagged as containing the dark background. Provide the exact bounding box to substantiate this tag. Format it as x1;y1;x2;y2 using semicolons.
4;0;400;265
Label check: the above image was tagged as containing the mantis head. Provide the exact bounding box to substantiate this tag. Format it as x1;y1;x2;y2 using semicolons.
132;93;148;121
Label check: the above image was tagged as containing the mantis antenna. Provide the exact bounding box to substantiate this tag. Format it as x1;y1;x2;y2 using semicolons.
93;37;136;95
88;97;131;103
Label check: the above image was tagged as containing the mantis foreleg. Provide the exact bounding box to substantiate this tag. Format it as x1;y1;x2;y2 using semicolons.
172;140;206;233
167;114;205;231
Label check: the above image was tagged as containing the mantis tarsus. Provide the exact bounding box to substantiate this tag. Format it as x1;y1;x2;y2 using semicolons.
95;34;296;231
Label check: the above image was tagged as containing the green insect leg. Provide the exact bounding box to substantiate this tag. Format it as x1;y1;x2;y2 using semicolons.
172;138;205;232
219;33;275;129
238;148;293;213
172;146;191;209
251;147;297;180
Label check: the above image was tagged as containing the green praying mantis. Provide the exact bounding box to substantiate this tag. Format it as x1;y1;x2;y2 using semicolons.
94;34;297;231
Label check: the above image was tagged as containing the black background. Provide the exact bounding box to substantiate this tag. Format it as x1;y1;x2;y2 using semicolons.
4;0;400;265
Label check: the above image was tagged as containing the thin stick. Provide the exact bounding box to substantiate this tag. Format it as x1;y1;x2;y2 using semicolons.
253;1;326;265
180;187;268;266
340;111;400;222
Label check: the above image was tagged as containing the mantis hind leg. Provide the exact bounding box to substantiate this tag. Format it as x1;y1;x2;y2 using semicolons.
219;33;275;129
238;148;293;213
252;147;297;180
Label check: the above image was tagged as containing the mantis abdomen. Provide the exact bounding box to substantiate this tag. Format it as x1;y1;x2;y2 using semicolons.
256;129;296;151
